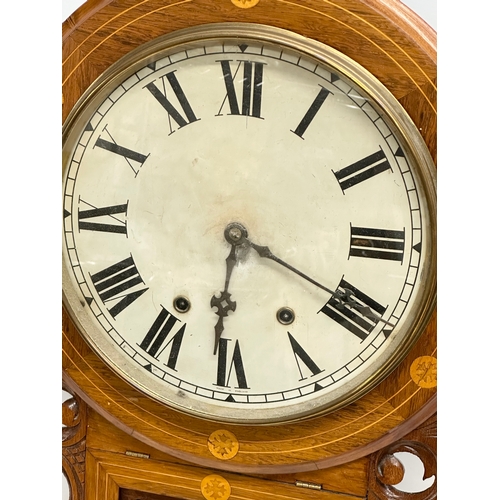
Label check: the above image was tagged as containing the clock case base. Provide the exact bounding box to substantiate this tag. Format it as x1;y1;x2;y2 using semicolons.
63;385;437;499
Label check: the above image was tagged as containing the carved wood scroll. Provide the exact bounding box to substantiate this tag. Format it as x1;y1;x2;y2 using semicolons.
368;413;437;499
63;382;88;500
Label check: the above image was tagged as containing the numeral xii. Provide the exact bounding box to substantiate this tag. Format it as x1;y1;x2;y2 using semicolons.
217;60;264;118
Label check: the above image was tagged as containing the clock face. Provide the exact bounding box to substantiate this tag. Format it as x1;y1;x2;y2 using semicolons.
62;24;436;424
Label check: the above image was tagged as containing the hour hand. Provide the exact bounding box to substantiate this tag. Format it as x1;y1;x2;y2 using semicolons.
210;289;237;354
210;234;241;355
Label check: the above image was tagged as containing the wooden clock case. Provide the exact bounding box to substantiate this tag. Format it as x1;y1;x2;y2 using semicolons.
62;0;436;498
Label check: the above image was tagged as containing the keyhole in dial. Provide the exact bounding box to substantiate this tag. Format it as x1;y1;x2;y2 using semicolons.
174;296;191;313
277;307;295;325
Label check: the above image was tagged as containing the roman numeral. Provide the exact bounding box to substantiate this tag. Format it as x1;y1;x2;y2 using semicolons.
138;307;185;370
333;148;392;191
90;256;148;318
78;200;128;235
145;71;198;132
288;332;323;381
291;86;332;138
320;279;387;340
217;60;264;118
216;339;248;389
349;226;405;262
94;126;149;176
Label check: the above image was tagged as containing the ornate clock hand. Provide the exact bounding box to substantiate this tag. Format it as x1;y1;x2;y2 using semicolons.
335;289;395;328
210;223;248;355
210;244;237;355
244;236;394;327
246;240;336;296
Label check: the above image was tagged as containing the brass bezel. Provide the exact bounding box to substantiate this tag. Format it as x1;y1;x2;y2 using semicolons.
63;23;437;424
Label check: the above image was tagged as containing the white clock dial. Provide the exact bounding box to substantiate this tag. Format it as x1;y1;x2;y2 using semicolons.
62;25;436;423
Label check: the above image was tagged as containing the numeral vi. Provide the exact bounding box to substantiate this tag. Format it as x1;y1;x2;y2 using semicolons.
216;339;248;389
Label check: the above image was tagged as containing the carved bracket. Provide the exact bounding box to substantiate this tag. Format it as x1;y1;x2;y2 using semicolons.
63;381;88;500
368;413;437;499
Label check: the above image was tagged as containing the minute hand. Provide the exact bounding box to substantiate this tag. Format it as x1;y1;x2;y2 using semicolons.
245;239;394;328
245;240;336;296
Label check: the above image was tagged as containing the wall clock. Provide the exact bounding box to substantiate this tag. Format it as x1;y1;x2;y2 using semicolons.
62;0;436;496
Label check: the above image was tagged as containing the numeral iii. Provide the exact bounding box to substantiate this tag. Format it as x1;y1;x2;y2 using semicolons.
349;226;405;262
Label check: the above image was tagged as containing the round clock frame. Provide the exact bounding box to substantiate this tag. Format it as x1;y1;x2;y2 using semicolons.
62;0;436;473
